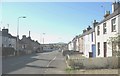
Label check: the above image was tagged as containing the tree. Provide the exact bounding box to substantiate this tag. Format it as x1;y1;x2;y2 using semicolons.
107;33;120;56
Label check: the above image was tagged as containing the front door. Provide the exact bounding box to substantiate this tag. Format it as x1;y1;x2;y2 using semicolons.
92;44;96;57
104;42;107;57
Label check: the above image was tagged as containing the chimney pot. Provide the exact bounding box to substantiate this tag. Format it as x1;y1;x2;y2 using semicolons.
87;26;92;31
83;29;86;33
104;11;110;18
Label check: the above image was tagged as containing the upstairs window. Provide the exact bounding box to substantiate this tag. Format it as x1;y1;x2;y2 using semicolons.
97;26;100;35
111;18;116;32
103;23;107;34
91;33;93;42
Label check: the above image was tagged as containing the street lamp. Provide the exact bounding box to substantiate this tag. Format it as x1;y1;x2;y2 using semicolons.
16;16;26;55
43;33;45;44
17;16;26;37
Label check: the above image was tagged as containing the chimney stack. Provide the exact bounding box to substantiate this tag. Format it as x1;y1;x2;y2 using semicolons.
93;20;99;28
28;31;31;39
104;11;110;18
2;28;8;35
29;31;30;37
83;29;86;33
112;1;120;13
87;26;92;31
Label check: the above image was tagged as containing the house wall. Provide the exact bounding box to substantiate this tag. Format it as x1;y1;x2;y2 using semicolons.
83;31;95;58
68;42;71;50
9;38;16;50
73;39;76;51
76;37;79;51
95;15;119;57
84;34;90;58
79;36;84;53
91;32;96;57
70;42;74;50
32;41;40;52
2;36;9;47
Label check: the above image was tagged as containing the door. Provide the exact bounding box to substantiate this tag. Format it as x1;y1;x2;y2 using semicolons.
92;44;96;57
104;42;107;57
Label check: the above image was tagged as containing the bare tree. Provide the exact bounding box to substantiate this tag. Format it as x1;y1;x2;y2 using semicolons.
107;33;120;57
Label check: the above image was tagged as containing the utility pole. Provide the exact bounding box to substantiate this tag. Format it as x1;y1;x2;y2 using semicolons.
16;16;26;56
43;33;45;44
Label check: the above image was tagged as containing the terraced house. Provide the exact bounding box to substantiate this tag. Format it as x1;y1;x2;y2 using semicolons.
2;28;17;50
78;34;84;54
78;20;98;58
81;26;95;58
68;41;74;51
67;2;120;58
95;2;120;57
19;33;41;54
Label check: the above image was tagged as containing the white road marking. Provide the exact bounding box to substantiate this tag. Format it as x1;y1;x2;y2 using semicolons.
44;56;56;73
46;56;56;67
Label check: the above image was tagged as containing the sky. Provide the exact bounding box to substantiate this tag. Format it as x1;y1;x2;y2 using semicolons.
0;2;112;44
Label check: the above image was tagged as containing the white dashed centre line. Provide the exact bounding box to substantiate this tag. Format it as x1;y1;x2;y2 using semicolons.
44;56;56;73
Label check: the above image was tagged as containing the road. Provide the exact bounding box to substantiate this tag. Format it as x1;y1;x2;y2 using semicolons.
2;50;67;74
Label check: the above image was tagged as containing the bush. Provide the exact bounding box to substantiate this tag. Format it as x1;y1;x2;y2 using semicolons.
2;47;15;56
69;59;84;69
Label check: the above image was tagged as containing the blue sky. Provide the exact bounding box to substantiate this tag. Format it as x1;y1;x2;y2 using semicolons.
1;2;112;44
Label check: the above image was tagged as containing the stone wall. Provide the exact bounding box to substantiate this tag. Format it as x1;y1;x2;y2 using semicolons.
67;57;120;69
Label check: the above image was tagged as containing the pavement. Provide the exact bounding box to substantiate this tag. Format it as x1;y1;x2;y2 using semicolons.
2;50;67;74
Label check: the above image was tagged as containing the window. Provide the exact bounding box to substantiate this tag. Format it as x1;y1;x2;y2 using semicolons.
111;18;116;32
103;23;107;34
91;33;93;42
98;42;100;55
97;26;100;35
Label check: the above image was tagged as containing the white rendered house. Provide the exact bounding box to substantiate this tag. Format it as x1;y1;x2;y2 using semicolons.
95;2;120;57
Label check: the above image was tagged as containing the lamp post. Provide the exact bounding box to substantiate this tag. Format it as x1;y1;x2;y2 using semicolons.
43;33;45;44
16;16;26;55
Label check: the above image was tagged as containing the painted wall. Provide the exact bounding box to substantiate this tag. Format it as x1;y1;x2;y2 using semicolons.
83;31;95;58
75;37;79;51
79;36;84;53
68;42;74;50
95;15;119;57
84;34;90;58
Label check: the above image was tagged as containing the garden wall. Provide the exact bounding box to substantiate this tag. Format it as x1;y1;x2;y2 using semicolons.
67;56;120;69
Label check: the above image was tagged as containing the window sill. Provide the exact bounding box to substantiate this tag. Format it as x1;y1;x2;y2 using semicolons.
103;33;107;34
112;30;116;32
